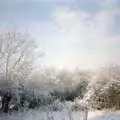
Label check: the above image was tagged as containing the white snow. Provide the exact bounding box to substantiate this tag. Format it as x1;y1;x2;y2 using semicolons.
0;110;120;120
88;111;120;120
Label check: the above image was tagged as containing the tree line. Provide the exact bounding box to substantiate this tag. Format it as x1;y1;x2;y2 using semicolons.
0;29;120;113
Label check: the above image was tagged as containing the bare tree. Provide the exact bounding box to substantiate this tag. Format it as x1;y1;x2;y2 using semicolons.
0;29;43;90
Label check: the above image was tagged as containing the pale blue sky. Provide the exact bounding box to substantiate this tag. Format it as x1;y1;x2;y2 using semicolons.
0;0;100;23
0;0;120;70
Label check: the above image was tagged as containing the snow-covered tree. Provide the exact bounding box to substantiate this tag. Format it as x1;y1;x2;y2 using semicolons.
0;29;43;106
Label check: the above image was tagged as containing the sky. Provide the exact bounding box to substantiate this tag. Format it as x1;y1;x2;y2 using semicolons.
0;0;120;70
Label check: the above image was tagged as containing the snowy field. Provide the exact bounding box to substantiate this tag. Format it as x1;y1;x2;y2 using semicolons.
0;110;120;120
88;111;120;120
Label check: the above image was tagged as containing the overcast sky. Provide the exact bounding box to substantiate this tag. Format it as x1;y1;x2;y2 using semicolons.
0;0;120;70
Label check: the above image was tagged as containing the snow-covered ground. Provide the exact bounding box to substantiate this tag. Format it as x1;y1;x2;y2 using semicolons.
88;111;120;120
0;110;120;120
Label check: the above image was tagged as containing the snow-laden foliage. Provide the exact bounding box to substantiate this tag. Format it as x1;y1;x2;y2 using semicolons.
86;65;120;110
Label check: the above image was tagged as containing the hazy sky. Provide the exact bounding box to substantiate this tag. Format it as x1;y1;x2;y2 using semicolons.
0;0;120;70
